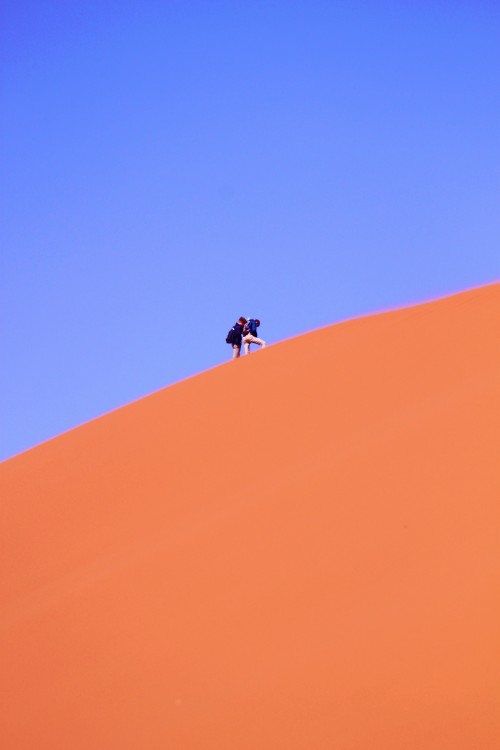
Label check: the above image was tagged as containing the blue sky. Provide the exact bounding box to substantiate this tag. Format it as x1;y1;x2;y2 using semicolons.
2;0;499;460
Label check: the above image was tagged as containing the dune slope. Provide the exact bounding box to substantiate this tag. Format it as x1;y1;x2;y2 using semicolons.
1;284;499;749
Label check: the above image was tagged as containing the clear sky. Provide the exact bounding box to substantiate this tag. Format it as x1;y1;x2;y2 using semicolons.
2;0;499;460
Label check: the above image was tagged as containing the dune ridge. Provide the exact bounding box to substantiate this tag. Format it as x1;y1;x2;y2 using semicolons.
1;283;499;749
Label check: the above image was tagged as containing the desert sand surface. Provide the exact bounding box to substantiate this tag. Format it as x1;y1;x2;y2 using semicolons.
1;283;499;749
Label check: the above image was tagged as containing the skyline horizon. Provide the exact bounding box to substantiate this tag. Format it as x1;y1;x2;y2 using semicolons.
3;280;497;462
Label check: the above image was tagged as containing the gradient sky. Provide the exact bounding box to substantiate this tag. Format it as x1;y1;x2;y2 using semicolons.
2;0;499;460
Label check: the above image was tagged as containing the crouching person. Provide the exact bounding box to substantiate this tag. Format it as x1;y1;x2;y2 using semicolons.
243;318;266;354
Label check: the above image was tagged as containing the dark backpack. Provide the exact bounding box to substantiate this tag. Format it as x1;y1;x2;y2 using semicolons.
226;326;237;344
243;319;256;336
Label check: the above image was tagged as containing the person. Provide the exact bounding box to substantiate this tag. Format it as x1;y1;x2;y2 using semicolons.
243;318;266;354
229;317;246;359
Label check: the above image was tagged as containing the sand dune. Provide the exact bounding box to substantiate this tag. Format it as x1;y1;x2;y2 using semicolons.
1;284;499;749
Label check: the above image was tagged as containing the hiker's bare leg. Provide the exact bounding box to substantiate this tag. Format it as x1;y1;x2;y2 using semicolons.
232;344;241;359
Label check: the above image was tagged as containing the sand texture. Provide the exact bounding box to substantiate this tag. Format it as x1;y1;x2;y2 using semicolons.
1;284;499;749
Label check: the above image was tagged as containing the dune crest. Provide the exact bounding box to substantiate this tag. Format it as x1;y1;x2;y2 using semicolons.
1;284;499;749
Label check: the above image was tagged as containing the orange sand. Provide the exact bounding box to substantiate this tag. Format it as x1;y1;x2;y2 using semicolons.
1;284;499;749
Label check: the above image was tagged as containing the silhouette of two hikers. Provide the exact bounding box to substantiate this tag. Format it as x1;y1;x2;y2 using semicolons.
226;317;266;359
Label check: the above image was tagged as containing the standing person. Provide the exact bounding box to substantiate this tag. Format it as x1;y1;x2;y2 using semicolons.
226;317;247;359
243;318;266;354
